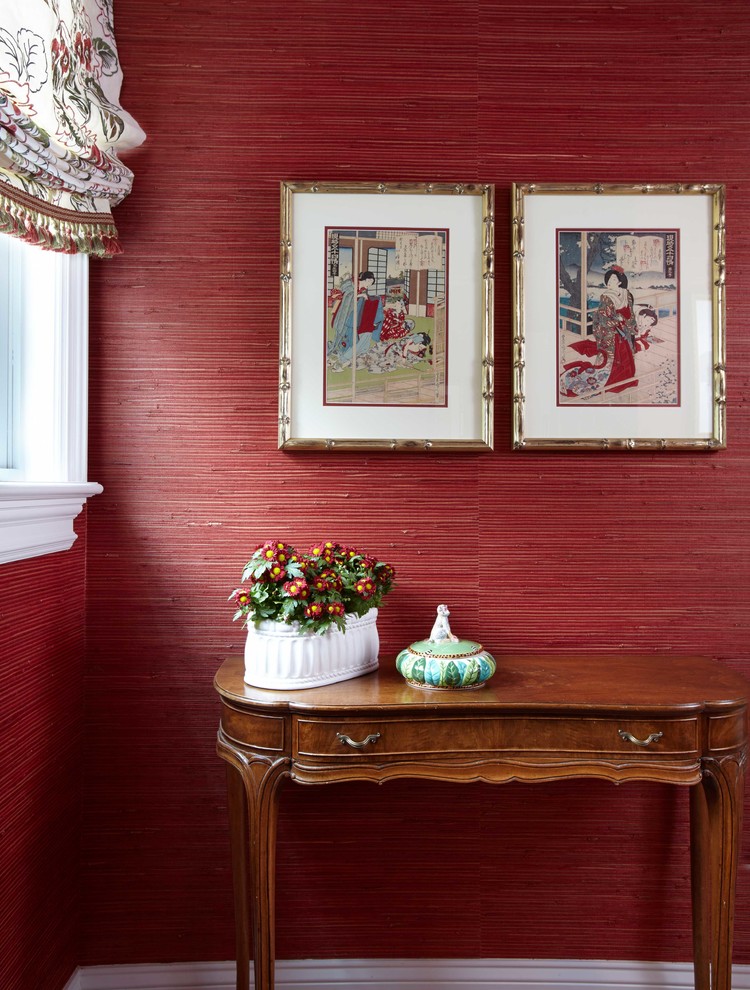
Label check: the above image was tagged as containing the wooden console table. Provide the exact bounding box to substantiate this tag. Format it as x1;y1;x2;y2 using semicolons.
214;654;748;990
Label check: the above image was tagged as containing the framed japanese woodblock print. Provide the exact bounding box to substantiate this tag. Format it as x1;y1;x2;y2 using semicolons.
512;183;726;450
279;181;494;450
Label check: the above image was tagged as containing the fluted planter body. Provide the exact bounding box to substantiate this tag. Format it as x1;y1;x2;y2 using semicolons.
244;608;379;689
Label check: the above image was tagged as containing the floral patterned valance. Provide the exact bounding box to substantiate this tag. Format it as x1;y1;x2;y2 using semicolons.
0;0;145;257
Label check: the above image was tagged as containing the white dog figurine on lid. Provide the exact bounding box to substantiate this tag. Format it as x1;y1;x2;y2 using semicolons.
429;604;459;644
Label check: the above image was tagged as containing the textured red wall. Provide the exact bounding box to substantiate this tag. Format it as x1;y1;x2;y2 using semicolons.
0;525;86;990
83;0;750;968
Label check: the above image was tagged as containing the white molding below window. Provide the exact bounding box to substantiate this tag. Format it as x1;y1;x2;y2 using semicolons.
0;482;102;564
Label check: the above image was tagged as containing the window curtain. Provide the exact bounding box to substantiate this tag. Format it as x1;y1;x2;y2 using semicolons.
0;0;145;257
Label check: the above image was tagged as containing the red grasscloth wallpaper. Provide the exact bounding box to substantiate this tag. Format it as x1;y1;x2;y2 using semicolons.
2;1;750;988
0;525;86;990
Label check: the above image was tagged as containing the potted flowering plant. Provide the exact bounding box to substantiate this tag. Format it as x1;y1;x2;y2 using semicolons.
231;539;395;633
230;540;396;689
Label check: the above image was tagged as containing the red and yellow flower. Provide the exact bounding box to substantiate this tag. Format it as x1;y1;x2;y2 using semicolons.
260;540;293;563
320;569;342;591
355;577;376;599
283;578;309;599
232;587;252;608
310;573;331;592
309;540;337;562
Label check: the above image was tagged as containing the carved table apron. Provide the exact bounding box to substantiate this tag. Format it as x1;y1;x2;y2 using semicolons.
214;654;748;990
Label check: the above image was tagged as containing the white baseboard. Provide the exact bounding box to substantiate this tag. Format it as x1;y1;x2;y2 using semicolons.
63;957;750;990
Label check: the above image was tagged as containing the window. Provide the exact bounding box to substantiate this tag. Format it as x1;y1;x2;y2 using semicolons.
0;234;101;564
427;266;445;304
367;247;388;295
0;234;20;473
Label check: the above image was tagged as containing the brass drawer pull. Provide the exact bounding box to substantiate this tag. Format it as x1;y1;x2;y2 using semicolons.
618;729;663;747
337;731;381;750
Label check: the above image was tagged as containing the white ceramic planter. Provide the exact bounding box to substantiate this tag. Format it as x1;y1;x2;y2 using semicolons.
244;608;379;689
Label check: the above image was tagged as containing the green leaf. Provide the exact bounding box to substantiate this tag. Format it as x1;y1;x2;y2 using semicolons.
66;86;90;120
281;599;298;620
92;36;118;72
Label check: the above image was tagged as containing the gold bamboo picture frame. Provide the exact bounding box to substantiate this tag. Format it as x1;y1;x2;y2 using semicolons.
279;181;494;451
512;182;726;450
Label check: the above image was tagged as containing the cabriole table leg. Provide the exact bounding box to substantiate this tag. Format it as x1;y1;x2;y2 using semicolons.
690;759;745;990
221;745;287;990
226;766;251;990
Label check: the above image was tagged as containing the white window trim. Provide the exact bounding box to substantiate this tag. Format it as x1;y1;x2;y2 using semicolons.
0;247;102;564
0;481;102;563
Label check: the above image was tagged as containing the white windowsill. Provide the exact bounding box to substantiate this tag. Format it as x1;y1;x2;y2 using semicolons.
0;481;102;564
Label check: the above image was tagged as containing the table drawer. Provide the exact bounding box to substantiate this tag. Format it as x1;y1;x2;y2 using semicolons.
221;705;286;751
293;715;700;759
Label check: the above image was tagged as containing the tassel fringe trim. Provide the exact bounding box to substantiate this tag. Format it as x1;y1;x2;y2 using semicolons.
0;184;122;258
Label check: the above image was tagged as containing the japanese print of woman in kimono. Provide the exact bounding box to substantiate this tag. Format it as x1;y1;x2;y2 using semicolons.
380;296;415;342
593;266;638;391
327;274;356;367
560;266;638;399
359;331;432;374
